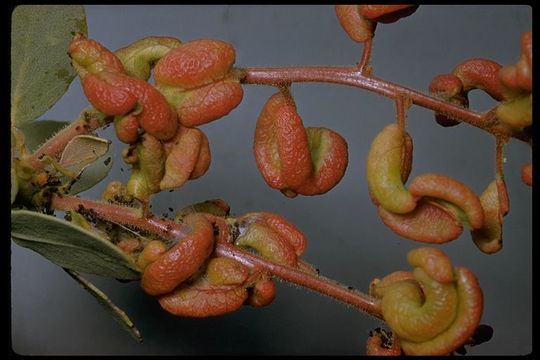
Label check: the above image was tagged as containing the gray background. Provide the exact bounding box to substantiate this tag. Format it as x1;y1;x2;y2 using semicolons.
11;5;532;355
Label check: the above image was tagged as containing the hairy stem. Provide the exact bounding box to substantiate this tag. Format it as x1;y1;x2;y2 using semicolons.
51;195;189;240
215;242;383;319
27;108;110;169
240;66;530;143
50;194;383;320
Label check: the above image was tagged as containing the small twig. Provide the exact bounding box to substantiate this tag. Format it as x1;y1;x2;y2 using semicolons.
494;137;510;215
357;38;374;74
395;94;409;130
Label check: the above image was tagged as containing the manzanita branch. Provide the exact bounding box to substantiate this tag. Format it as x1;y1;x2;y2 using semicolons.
10;5;531;355
49;194;384;320
240;66;530;143
215;242;383;319
50;195;189;240
26;107;110;169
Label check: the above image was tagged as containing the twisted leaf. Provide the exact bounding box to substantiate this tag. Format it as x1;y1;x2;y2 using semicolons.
335;5;374;43
378;199;463;243
496;94;532;130
366;124;416;214
409;173;484;230
158;257;249;317
125;133;165;202
471;180;505;254
141;213;214;296
160;126;211;190
154;39;243;127
115;36;182;80
254;91;348;197
335;5;417;43
235;223;298;266
175;199;231;220
372;247;483;355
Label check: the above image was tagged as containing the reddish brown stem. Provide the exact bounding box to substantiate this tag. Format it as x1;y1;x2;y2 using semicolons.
51;195;189;239
495;137;506;179
494;137;510;215
50;194;383;320
240;66;530;143
215;242;383;320
395;94;409;130
26;108;109;169
358;38;374;74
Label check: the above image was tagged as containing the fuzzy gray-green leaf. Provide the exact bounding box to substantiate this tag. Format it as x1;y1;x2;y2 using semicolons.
11;210;140;280
11;5;87;126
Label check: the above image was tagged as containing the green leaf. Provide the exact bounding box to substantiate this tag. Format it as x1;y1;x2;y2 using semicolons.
64;269;143;343
11;210;140;280
11;5;87;126
68;152;113;195
18;120;70;152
